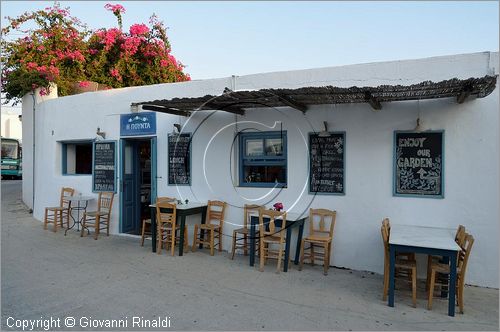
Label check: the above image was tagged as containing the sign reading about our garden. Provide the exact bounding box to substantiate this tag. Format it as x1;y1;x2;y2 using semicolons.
92;141;116;193
168;133;191;185
394;131;444;198
309;132;345;195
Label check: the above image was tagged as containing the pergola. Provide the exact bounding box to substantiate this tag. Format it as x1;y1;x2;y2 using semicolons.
132;75;497;116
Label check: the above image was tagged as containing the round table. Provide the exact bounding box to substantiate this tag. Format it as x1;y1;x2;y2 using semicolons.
64;195;94;236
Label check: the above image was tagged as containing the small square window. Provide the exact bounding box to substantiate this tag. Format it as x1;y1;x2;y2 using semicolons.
62;141;93;175
239;132;287;187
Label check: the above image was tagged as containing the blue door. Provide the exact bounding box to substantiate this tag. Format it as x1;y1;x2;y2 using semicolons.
120;137;157;234
120;139;137;233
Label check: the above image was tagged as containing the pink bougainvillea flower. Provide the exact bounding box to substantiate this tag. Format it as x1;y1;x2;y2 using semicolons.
78;81;91;88
129;23;149;36
159;59;168;67
104;3;125;13
26;62;38;70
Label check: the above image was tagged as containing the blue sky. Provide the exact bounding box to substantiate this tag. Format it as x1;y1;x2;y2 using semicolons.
1;1;498;80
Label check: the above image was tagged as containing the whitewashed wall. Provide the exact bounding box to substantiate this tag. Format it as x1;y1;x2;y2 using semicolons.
1;109;23;140
22;52;499;288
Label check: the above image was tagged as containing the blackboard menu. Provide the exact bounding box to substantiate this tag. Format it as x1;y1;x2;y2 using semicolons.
394;131;443;197
93;141;116;192
309;133;345;194
168;133;191;185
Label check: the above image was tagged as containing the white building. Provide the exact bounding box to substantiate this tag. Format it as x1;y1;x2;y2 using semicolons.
1;107;23;140
21;52;499;288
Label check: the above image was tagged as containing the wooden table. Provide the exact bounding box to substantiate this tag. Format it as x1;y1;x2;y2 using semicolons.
150;202;207;256
249;211;307;272
388;224;461;316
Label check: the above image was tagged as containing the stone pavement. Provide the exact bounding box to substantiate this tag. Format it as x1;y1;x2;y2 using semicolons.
1;180;498;330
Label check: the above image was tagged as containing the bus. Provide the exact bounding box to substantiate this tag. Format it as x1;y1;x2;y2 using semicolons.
1;138;22;179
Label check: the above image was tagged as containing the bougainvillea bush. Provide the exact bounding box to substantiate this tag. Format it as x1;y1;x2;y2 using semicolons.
1;3;190;104
1;4;89;101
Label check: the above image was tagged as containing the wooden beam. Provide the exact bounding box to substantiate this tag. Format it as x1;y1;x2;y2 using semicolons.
364;91;382;111
275;94;308;112
141;105;191;116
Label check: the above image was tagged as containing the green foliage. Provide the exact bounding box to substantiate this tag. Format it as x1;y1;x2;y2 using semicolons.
1;2;190;104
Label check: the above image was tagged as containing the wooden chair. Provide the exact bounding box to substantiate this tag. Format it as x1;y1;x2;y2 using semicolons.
155;200;188;256
259;209;289;273
426;225;466;287
141;197;177;246
427;232;474;313
81;192;114;240
299;208;336;275
381;219;417;307
192;200;226;256
231;204;262;259
44;187;74;232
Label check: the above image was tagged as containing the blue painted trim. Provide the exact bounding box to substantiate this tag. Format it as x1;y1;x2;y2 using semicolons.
91;140;117;193
307;131;346;196
151;136;157;202
392;130;445;199
238;131;288;187
119;139;124;234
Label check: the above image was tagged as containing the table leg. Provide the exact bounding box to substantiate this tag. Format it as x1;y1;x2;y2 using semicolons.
388;245;396;307
283;226;292;272
448;252;457;317
76;201;81;231
199;208;207;249
151;207;157;253
249;216;257;267
178;215;186;256
294;219;305;265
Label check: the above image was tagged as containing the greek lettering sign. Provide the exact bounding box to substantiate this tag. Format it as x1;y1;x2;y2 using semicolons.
168;133;191;185
394;131;444;198
92;141;116;193
120;112;156;136
309;132;345;194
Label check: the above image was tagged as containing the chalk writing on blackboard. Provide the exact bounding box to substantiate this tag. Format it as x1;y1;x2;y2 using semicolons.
93;141;116;192
309;133;345;194
394;131;443;197
168;133;191;185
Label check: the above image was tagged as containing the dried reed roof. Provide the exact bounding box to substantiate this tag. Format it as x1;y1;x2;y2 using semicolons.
133;75;497;116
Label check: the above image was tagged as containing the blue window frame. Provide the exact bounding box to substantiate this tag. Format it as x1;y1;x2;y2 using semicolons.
61;140;93;175
239;131;287;187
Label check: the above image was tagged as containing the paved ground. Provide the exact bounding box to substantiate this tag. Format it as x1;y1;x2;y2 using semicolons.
1;180;498;331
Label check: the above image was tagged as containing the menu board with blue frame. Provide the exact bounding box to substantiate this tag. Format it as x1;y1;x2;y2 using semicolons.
393;131;444;198
92;141;117;193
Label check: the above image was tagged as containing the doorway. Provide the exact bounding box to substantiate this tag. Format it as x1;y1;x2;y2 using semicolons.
120;137;157;235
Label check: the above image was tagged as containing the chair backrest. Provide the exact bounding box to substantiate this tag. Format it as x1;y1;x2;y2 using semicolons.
156;196;177;204
206;200;226;227
381;221;390;261
455;225;466;247
259;208;287;240
309;208;336;238
97;192;114;216
382;218;390;235
156;200;176;226
457;233;474;279
60;187;75;209
243;204;262;228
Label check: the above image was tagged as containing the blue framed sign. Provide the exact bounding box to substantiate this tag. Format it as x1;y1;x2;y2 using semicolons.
92;140;117;193
120;112;156;136
393;131;444;198
168;133;191;186
309;132;345;195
